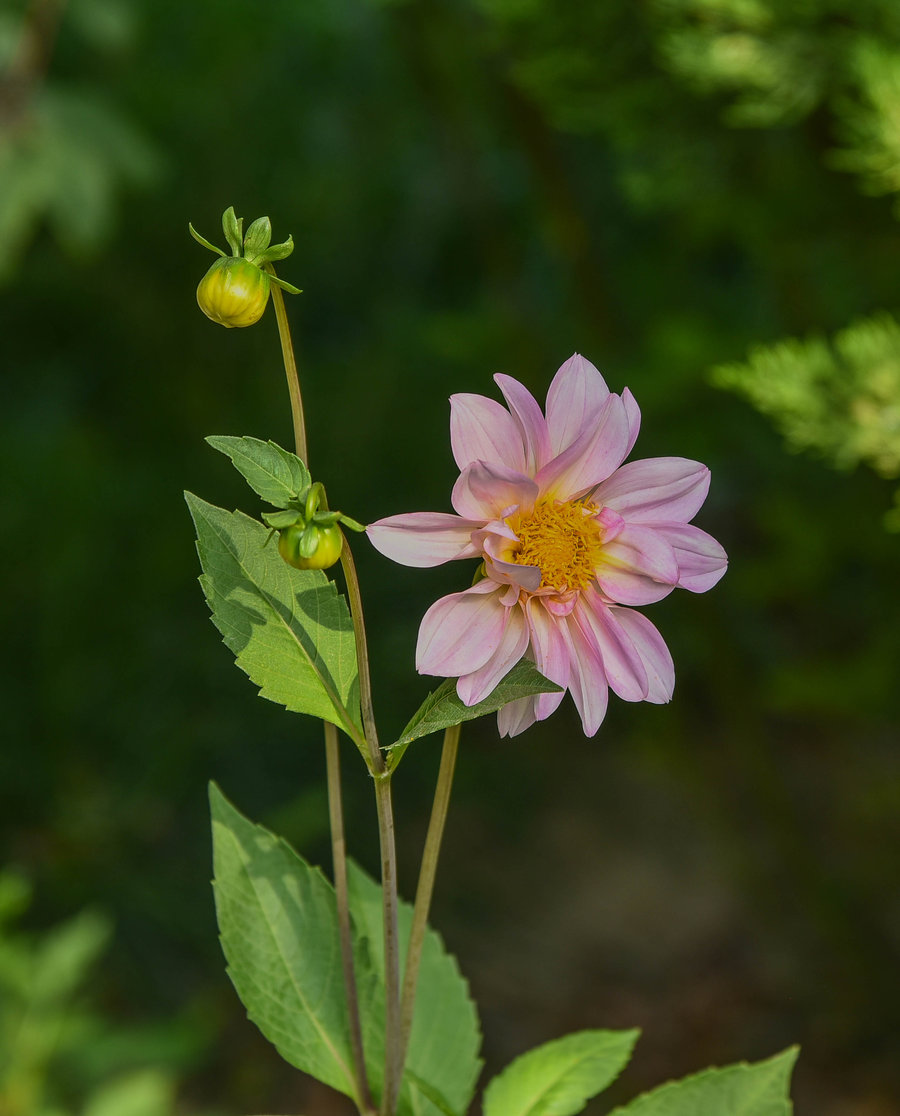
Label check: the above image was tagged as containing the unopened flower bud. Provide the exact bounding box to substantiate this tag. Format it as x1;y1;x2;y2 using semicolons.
277;522;343;570
189;206;301;329
197;256;271;328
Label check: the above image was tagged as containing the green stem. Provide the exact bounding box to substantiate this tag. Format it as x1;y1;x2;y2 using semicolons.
398;723;460;1073
325;722;374;1115
338;540;402;1116
269;285;371;1112
266;265;307;463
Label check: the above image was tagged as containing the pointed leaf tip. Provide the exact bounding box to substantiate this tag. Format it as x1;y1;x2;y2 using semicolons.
205;435;310;507
607;1046;798;1115
483;1029;639;1116
390;660;562;767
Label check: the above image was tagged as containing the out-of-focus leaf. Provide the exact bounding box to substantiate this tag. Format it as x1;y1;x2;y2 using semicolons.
482;1030;638;1116
608;1048;798;1116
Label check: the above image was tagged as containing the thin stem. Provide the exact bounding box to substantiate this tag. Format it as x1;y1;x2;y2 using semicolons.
338;540;382;773
375;774;402;1116
268;286;371;1112
325;723;374;1116
266;266;307;464
398;723;460;1072
338;540;402;1116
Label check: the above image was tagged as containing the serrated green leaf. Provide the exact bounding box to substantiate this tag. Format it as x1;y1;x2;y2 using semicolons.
389;661;561;766
483;1029;638;1116
210;785;378;1108
608;1047;798;1116
186;494;362;740
206;435;311;507
346;861;482;1116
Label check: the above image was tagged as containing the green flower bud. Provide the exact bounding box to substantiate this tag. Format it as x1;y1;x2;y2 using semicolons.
189;206;302;329
196;256;271;328
277;522;343;570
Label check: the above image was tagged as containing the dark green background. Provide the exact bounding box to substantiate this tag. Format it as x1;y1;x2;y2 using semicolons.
2;0;898;1112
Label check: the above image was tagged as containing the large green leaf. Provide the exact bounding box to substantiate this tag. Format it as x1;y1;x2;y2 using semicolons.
186;494;362;739
608;1048;798;1116
482;1030;638;1116
389;661;562;767
210;785;379;1108
346;861;482;1116
206;435;310;507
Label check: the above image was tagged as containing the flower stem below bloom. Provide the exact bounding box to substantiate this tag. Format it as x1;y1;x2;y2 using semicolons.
398;723;460;1074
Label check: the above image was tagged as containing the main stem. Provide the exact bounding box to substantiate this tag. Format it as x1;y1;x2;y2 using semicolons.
338;541;403;1116
325;722;374;1115
398;724;460;1072
270;281;374;1112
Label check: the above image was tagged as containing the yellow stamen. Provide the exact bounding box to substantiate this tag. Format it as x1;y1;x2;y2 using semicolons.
507;499;605;592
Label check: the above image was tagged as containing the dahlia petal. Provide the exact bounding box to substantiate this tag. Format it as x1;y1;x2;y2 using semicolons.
451;460;539;520
546;353;610;454
593;457;711;524
500;583;520;606
608;606;674;703
525;597;570;720
574;589;649;702
559;614;609;735
449;393;527;473
622;387;641;457
483;545;542;593
652;523;728;592
367;513;481;567
497;694;539;737
594;573;673;607
536;689;567;721
495;374;552;473
598;506;625;541
456;605;529;705
535;393;632;499
595;524;680;606
416;581;508;677
542;591;578;617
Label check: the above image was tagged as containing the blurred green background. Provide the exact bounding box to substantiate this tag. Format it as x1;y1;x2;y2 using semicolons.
2;0;899;1113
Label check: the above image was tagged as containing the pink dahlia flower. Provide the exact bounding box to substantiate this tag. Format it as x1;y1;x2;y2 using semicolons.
367;354;727;737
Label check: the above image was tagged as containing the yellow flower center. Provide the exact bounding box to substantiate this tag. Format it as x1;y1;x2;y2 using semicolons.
508;499;605;592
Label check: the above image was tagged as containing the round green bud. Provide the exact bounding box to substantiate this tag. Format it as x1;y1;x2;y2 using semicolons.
196;256;271;328
277;523;343;570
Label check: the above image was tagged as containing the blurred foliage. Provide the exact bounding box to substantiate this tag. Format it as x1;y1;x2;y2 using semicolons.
0;871;198;1116
0;0;160;279
713;313;900;525
1;0;899;1113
